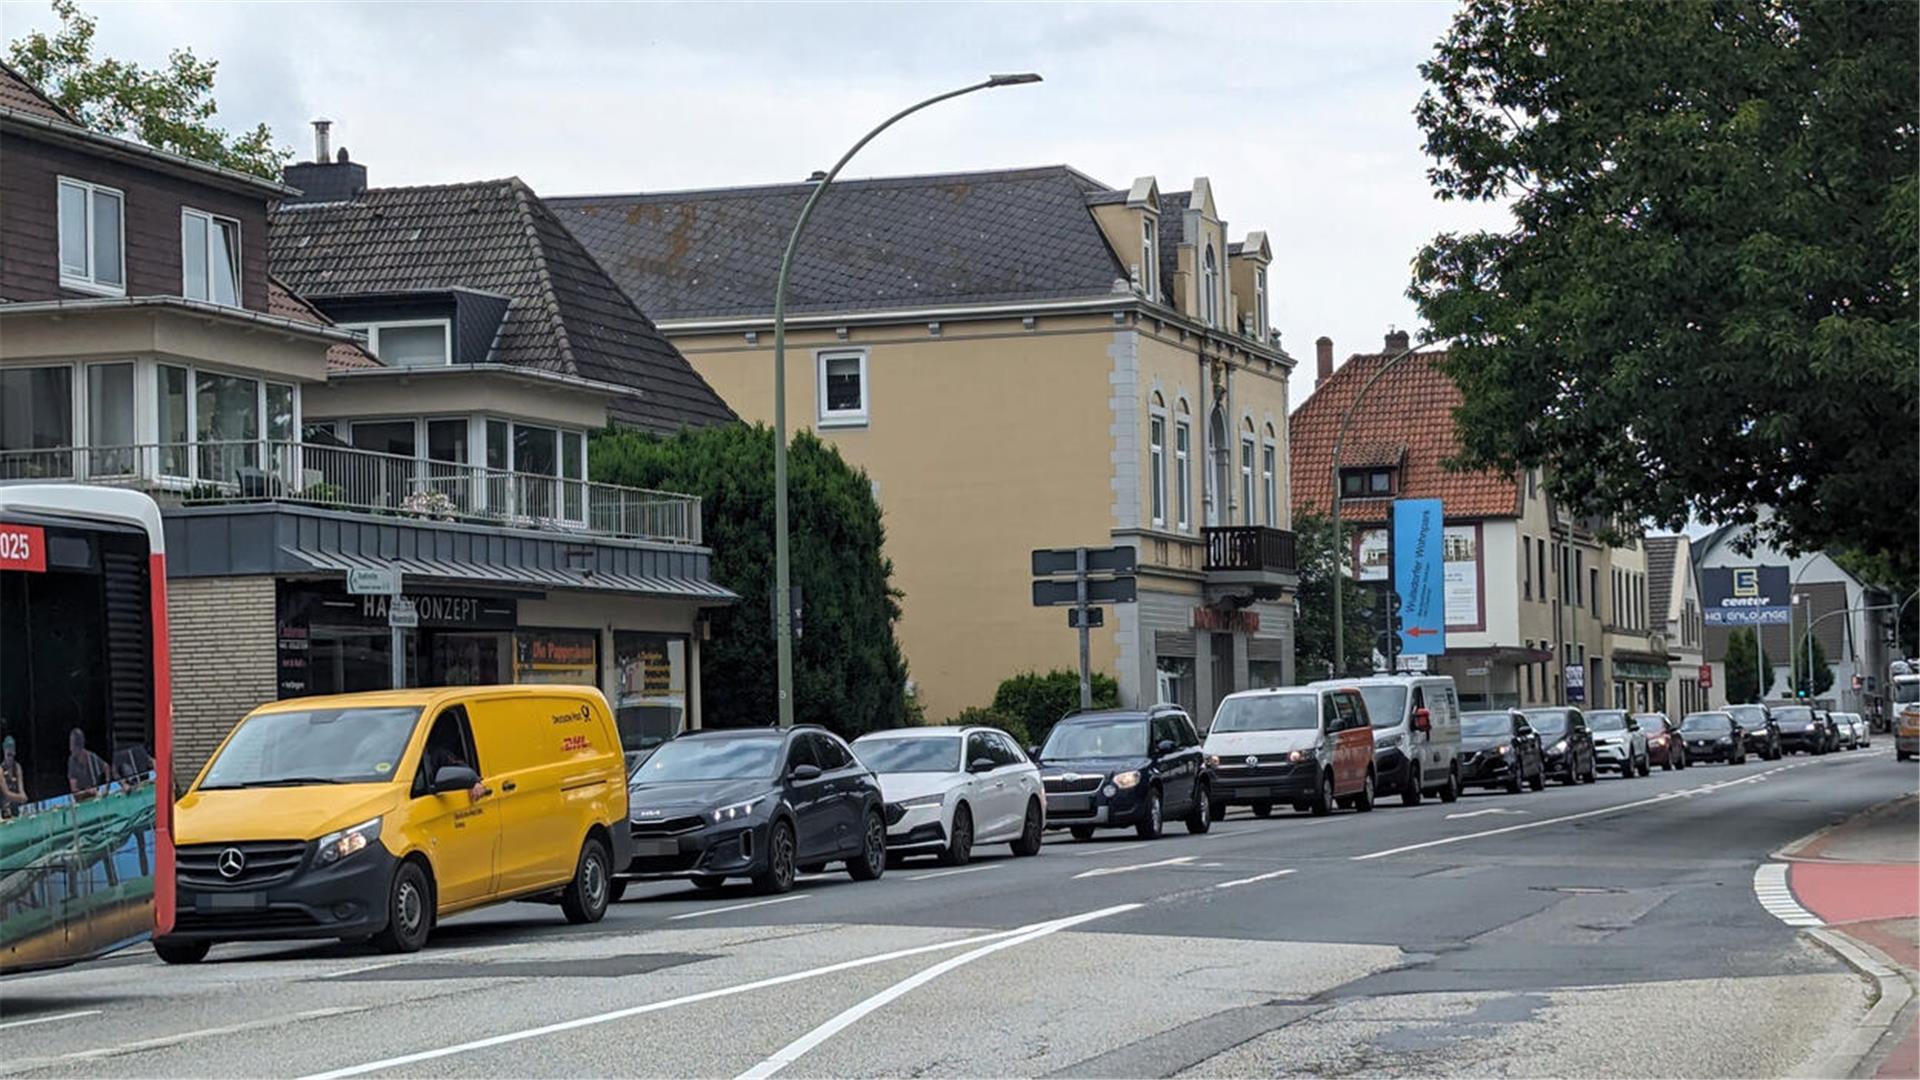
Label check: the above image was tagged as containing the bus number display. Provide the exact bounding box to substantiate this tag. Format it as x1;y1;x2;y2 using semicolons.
0;524;45;572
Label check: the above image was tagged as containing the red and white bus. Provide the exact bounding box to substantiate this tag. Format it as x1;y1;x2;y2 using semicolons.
1;485;173;975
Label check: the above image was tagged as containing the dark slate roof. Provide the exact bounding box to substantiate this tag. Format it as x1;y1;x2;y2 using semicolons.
1646;534;1680;624
548;165;1129;321
0;61;75;123
270;179;735;432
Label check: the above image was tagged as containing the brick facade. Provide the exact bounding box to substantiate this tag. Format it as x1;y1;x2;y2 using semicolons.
167;576;277;782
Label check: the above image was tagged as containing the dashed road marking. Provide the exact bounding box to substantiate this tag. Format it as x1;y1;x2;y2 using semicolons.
1212;868;1296;890
905;864;999;882
1445;808;1526;820
1753;863;1823;927
0;1010;101;1032
1073;855;1196;879
667;895;809;921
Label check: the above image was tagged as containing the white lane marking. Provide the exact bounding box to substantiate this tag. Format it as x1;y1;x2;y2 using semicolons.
1073;855;1195;879
0;1009;101;1032
313;939;531;979
300;910;1132;1080
906;864;1000;882
667;895;809;921
1212;868;1297;890
60;1007;367;1064
1068;843;1143;858
1754;863;1823;927
793;874;833;882
733;904;1140;1080
1445;808;1526;820
1354;765;1794;861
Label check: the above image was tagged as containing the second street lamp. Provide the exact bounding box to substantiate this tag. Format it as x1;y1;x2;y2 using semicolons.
769;73;1042;728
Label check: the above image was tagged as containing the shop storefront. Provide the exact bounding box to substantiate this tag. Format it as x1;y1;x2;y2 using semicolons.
277;582;520;696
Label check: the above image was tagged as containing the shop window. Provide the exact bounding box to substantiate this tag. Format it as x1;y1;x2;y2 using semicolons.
515;629;598;686
614;631;688;767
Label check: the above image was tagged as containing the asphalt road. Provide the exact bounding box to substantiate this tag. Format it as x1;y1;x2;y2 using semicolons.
4;748;1914;1078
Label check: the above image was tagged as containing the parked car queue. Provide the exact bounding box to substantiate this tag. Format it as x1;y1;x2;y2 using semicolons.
147;682;1887;965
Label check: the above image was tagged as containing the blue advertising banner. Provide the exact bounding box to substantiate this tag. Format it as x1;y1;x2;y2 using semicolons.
1392;498;1445;655
1699;566;1792;626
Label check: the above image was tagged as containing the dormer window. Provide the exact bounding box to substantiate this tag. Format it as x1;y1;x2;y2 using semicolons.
1254;268;1268;338
182;208;242;306
1340;467;1395;497
1140;218;1158;299
1202;244;1219;327
342;320;452;367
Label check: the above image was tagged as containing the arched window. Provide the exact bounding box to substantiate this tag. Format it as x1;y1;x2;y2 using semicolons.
1174;398;1192;531
1262;423;1278;527
1206;405;1229;527
1148;393;1167;527
1202;244;1219;327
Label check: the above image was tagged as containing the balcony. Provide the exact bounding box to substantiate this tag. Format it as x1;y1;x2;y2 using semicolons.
1202;524;1298;601
0;440;703;546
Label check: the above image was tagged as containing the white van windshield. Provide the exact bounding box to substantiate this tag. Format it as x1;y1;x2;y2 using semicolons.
1212;695;1319;733
1356;686;1409;729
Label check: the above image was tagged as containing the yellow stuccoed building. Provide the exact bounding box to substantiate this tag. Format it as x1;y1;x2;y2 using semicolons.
554;168;1297;723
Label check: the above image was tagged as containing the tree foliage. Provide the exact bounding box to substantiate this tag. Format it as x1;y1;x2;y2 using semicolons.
1790;632;1835;697
948;705;1026;747
7;0;290;178
591;424;907;739
1291;510;1378;681
990;669;1118;751
1411;1;1917;580
1724;627;1777;704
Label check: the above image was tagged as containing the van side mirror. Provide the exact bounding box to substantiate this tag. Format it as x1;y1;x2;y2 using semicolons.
1412;707;1432;733
432;765;479;794
790;763;822;782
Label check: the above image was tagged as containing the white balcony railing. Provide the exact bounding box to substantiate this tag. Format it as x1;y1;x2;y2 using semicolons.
0;440;702;546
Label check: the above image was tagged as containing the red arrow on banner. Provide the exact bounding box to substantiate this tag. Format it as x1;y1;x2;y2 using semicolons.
1405;626;1440;637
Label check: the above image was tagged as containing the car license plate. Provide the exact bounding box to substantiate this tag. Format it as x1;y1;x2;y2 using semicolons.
1048;795;1092;813
196;892;264;912
632;838;679;857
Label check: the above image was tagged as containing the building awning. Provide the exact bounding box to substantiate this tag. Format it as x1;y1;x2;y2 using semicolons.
282;544;735;602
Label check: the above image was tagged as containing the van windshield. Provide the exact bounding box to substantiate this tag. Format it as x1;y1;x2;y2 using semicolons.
1212;695;1318;733
1356;686;1409;728
199;707;421;788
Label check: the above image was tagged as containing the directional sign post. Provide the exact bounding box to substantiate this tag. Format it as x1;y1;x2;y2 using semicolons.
1032;546;1136;710
347;565;407;688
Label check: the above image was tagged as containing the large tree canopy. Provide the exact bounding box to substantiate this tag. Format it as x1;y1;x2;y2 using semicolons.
1289;510;1376;681
8;0;289;179
1411;1;1917;581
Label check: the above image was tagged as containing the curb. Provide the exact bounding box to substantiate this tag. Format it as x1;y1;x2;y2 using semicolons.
1803;926;1917;1079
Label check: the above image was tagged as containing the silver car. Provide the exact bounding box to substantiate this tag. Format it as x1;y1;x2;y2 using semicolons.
1584;710;1650;777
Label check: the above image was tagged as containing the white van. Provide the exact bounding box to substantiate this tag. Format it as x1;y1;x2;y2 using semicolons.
1310;675;1463;805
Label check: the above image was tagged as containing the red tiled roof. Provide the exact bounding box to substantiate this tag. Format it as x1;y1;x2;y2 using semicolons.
0;61;77;124
267;276;381;371
1289;346;1519;524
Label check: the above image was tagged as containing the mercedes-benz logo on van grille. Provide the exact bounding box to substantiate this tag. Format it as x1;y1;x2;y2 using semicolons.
217;847;247;879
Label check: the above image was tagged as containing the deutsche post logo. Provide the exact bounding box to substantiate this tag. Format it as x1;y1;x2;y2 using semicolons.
1732;568;1759;598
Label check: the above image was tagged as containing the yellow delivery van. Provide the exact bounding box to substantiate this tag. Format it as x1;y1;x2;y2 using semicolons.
154;686;628;963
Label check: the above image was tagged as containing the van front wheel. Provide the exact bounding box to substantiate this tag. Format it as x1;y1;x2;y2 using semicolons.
561;836;612;925
372;860;434;954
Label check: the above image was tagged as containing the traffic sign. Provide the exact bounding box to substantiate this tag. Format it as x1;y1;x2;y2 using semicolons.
1033;577;1137;607
348;567;402;596
1465;666;1490;677
1068;607;1104;629
1032;546;1136;577
387;597;418;628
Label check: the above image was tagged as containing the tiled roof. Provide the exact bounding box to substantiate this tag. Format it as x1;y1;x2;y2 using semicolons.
547;165;1127;321
270;179;735;432
1289;346;1519;523
266;276;380;371
0;61;76;124
1645;534;1681;624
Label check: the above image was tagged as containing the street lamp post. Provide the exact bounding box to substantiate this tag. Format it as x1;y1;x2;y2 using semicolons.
1329;337;1444;676
769;73;1042;728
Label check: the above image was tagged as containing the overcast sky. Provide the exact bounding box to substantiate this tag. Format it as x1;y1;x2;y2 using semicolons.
3;0;1512;408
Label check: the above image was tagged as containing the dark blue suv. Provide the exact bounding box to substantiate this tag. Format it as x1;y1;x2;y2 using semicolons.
1036;706;1214;839
619;726;887;896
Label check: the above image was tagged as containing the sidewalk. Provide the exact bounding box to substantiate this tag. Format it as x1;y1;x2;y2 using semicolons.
1783;793;1920;1078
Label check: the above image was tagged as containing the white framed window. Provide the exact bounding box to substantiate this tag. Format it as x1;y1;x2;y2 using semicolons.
817;349;868;427
151;362;298;482
181;207;242;306
1174;404;1192;532
340;320;453;368
1240;430;1255;525
57;177;125;296
1262;427;1277;528
1202;243;1219;327
1148;395;1167;527
1254;268;1268;337
1140;217;1158;299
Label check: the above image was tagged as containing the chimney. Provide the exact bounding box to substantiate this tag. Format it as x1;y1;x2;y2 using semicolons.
1315;336;1334;386
280;119;368;205
1385;328;1411;353
312;118;332;164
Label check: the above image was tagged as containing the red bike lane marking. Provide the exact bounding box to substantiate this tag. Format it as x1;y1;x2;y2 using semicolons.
1789;863;1920;925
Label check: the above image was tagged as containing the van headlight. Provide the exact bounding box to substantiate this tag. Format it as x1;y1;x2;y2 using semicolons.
712;797;763;823
315;817;381;868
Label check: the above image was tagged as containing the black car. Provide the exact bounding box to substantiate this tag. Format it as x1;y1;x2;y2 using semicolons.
1036;706;1213;839
1724;704;1782;760
1679;711;1747;763
1459;710;1546;793
1770;705;1835;754
619;726;887;896
1522;707;1597;784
